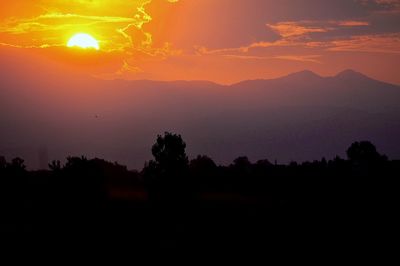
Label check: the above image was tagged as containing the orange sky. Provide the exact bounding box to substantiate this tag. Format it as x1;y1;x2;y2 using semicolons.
1;0;400;84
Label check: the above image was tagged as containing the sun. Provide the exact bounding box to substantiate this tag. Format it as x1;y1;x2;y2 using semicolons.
67;33;100;50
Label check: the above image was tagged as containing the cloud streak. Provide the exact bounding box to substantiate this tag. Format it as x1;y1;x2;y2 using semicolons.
267;22;329;38
223;54;322;63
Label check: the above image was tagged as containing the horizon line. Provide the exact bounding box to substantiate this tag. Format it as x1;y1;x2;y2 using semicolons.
96;69;400;87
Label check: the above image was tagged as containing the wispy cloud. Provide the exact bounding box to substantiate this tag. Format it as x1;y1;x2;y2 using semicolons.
336;20;370;26
358;0;400;13
194;16;399;63
327;33;400;53
223;54;322;64
267;22;328;38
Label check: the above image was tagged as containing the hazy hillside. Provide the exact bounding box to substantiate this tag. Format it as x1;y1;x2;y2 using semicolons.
1;59;400;169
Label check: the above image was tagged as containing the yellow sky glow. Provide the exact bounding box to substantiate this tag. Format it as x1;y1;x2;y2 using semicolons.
0;0;177;52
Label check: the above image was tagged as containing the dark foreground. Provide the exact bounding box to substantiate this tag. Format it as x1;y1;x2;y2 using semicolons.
0;139;398;260
0;164;397;259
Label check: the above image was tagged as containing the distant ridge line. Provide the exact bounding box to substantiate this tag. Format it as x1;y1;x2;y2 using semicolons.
62;69;400;88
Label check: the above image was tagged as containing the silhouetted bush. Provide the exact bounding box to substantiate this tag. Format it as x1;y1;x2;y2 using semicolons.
48;160;61;172
7;157;26;172
347;141;387;165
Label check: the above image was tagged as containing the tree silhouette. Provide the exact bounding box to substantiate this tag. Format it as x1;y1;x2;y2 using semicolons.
347;141;387;165
189;155;218;187
49;160;62;171
7;157;26;172
64;156;89;172
190;155;217;174
144;132;191;204
255;159;272;168
149;132;189;177
231;156;252;177
142;132;192;237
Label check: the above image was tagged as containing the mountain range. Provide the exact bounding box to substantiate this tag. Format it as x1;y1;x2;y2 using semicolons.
1;66;400;169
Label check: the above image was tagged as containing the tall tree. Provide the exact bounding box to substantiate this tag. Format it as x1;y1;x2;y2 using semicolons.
149;132;189;176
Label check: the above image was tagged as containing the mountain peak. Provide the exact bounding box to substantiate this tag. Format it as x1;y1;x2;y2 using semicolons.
287;70;321;78
335;69;368;79
281;70;323;82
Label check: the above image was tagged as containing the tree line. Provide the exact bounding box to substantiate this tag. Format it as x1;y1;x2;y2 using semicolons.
0;132;398;253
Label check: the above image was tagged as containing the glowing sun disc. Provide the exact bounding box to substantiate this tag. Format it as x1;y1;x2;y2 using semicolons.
67;33;99;50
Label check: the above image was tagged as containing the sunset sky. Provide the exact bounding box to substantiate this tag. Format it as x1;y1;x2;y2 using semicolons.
1;0;400;84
